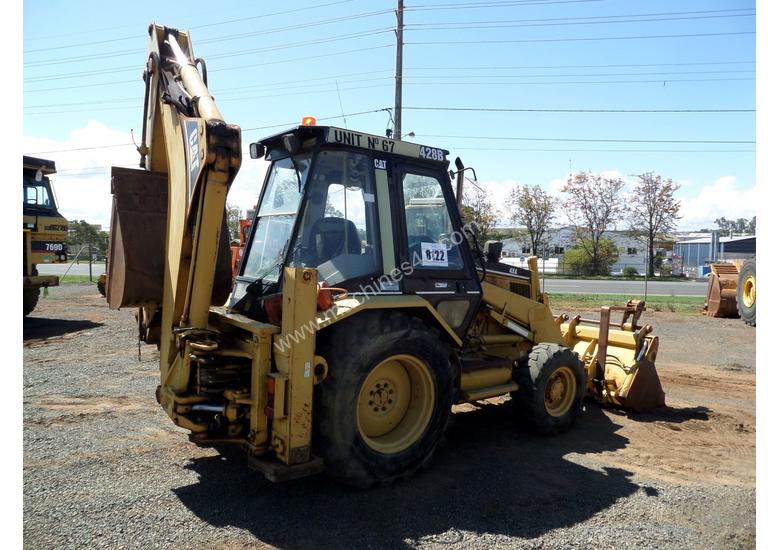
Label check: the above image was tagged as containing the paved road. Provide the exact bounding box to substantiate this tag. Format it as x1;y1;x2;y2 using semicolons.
540;277;707;297
38;262;706;296
37;262;106;277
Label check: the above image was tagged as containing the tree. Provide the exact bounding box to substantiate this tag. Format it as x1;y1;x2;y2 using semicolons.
714;216;756;236
226;204;243;242
561;172;626;275
509;184;556;256
67;220;107;258
627;172;681;277
563;239;619;276
460;187;497;253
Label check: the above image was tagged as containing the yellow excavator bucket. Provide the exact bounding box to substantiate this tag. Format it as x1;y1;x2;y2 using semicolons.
558;300;665;412
703;263;739;318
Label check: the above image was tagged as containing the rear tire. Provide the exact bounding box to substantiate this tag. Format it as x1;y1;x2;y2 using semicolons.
24;266;40;317
511;343;586;435
315;312;455;487
737;259;756;326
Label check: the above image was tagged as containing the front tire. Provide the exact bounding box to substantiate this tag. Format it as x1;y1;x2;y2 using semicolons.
511;343;586;435
315;312;455;487
23;287;40;317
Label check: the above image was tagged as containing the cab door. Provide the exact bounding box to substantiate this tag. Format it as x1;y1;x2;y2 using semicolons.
390;162;482;340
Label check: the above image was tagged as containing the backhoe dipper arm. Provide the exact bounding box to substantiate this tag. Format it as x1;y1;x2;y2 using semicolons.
140;23;241;389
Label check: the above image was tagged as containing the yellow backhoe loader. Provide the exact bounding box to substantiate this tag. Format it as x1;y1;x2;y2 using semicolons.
107;24;665;486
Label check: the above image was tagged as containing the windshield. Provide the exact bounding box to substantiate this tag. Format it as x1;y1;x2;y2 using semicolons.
288;149;380;285
23;175;56;211
241;154;311;281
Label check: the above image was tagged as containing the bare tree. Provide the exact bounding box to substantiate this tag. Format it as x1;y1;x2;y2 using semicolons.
562;171;626;275
460;187;498;253
509;184;556;256
628;172;681;277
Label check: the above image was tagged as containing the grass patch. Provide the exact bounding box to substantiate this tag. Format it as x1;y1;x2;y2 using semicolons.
59;275;98;284
541;274;692;282
548;292;703;314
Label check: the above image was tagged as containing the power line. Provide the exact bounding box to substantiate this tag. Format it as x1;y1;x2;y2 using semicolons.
416;134;755;144
406;0;605;11
24;7;753;69
24;9;394;68
25;76;756;116
28;132;755;155
402;77;754;86
451;147;754;153
24;44;394;93
407;31;756;46
407;12;755;31
404;69;754;78
25;75;755;115
406;7;753;26
405;61;755;70
25;71;394;109
24;65;753;107
24;30;393;82
405;106;755;113
25;83;395;116
23;0;360;53
26;143;135;154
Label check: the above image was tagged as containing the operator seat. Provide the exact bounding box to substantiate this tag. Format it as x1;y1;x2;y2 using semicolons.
308;217;361;265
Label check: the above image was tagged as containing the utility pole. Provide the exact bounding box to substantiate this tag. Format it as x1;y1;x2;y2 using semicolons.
393;0;404;140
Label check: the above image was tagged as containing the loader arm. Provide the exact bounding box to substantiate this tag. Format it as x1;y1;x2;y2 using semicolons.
107;23;241;390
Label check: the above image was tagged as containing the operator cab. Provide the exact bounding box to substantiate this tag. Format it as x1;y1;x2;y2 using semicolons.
23;156;63;218
229;124;483;339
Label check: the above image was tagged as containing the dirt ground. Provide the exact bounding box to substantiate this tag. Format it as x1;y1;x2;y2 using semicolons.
23;284;755;549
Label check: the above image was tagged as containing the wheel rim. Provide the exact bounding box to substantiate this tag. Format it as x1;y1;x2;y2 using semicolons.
544;367;577;417
356;354;435;454
741;275;756;308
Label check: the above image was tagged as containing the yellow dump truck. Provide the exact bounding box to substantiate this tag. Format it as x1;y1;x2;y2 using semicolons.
107;24;665;486
23;156;68;316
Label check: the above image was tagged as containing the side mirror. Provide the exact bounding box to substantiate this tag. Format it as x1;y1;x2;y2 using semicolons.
249;142;266;159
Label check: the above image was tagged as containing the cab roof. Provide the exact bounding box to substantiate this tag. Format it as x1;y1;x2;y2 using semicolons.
23;156;57;175
255;125;450;166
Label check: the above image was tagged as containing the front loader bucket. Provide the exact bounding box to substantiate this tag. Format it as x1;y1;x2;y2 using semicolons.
559;301;665;412
704;263;739;318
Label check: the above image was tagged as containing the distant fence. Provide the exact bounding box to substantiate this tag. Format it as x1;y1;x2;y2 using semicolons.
500;257;663;277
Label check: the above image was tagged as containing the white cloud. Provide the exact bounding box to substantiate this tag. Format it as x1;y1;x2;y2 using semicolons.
24;120;138;228
678;176;756;230
468;178;521;225
227;157;268;215
23;120;271;227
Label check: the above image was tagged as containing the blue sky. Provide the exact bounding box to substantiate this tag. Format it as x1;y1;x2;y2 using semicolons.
22;0;756;230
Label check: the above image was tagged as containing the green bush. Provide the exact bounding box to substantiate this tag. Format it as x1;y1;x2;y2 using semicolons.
563;239;619;276
622;266;639;277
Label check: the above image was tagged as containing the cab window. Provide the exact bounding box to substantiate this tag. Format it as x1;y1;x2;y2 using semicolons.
401;172;464;270
289;150;380;285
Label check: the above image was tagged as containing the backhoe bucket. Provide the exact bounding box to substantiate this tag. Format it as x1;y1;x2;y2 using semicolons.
703;263;739;318
107;167;168;309
559;301;665;412
107;166;233;310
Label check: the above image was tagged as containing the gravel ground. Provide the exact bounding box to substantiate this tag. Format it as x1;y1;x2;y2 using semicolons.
24;284;755;549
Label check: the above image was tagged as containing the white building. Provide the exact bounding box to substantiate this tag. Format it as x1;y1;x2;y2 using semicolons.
500;226;652;275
